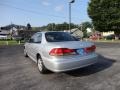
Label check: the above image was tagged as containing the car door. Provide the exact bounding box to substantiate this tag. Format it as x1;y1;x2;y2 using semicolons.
26;34;37;59
29;33;42;62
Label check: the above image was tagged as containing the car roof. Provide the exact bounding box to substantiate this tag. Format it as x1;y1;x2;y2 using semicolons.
36;31;66;34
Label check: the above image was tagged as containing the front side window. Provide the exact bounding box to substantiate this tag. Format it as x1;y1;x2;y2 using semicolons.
45;32;78;42
29;33;42;43
35;33;42;43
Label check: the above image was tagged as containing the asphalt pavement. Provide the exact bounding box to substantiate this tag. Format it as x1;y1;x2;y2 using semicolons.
0;42;120;90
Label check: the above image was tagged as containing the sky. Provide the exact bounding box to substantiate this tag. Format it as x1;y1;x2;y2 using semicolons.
0;0;90;27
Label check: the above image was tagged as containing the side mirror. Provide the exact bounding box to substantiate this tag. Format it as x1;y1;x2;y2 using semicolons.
28;38;34;43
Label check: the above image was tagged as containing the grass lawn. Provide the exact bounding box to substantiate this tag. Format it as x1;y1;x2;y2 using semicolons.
93;39;120;43
0;40;24;45
0;39;120;46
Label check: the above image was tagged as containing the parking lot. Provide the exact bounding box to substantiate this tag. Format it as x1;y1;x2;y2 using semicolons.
0;42;120;90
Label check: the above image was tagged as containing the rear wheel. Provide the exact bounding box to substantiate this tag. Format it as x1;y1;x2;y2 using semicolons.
37;55;47;74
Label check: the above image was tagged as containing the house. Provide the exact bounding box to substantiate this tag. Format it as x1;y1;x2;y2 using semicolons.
102;31;114;37
0;35;7;39
86;28;92;33
64;28;83;39
71;28;83;38
0;29;10;35
10;27;19;36
0;24;26;39
0;29;10;39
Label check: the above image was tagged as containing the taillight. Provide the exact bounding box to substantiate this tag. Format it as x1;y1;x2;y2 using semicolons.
49;48;75;56
84;45;96;53
91;45;96;50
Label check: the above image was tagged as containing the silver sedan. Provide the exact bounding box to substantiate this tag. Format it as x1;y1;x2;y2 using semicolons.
24;31;98;73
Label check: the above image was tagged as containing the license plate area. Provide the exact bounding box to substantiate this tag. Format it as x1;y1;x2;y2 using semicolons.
76;48;86;55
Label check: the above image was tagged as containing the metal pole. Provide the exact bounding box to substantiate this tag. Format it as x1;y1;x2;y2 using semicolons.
69;3;71;33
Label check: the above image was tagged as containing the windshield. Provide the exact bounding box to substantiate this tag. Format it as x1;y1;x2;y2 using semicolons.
45;32;78;42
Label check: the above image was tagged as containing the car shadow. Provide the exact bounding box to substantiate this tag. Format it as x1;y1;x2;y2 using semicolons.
64;55;116;77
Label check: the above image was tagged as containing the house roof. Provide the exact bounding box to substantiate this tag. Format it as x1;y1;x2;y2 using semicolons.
1;24;26;31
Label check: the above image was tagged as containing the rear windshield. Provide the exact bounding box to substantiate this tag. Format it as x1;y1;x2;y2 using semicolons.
45;32;78;42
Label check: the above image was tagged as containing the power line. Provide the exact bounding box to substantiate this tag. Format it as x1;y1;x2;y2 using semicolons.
0;2;82;23
0;3;67;19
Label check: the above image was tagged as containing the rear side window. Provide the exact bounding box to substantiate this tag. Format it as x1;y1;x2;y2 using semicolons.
45;32;78;42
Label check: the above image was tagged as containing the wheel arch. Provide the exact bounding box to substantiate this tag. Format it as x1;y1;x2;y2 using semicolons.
36;53;41;60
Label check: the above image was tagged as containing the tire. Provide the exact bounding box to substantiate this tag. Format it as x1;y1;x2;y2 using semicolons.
24;49;28;57
37;55;47;74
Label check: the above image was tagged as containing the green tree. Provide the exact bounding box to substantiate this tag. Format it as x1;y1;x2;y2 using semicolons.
88;0;120;34
42;22;77;31
27;23;32;30
79;22;93;37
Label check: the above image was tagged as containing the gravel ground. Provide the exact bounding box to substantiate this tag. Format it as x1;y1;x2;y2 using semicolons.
0;42;120;90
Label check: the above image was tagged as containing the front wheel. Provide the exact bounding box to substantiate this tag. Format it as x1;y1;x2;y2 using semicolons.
24;49;28;57
37;56;47;74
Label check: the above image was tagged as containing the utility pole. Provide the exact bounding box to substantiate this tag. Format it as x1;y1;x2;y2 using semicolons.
69;0;75;33
11;22;13;39
69;3;71;32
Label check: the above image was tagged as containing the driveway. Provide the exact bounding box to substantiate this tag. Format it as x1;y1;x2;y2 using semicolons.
0;42;120;90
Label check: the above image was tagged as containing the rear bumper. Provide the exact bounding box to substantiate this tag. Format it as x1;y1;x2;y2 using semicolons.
43;54;98;72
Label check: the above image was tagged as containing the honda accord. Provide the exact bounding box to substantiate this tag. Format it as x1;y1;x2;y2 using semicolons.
24;31;98;73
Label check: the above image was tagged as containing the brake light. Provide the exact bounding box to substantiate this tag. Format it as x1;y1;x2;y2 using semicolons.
49;48;75;56
92;45;96;50
84;45;96;53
